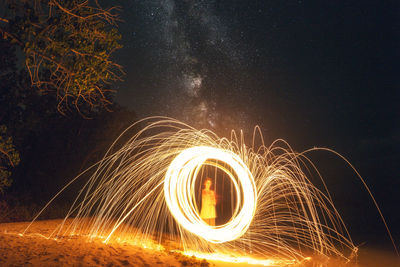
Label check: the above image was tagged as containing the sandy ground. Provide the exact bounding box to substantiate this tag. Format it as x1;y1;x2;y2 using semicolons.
0;219;209;267
0;219;398;267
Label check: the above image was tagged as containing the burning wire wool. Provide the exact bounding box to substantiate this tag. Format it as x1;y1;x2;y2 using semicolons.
25;117;380;264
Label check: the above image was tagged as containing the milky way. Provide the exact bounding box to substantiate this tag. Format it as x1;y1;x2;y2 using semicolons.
114;0;252;131
112;0;399;151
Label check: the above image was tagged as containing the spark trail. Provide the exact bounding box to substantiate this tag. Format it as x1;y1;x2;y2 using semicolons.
25;117;394;265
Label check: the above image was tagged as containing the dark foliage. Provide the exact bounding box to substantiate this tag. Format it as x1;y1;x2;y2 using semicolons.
1;0;124;113
0;6;136;215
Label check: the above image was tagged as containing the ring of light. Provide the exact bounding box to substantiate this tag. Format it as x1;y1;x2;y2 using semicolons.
164;146;257;243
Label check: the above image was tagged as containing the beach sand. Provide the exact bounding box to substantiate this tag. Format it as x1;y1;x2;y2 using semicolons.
0;220;398;267
0;219;208;267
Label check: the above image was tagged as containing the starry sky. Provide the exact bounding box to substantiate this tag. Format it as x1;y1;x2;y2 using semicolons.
107;0;399;246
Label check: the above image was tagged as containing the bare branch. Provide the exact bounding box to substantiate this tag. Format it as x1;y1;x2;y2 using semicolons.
0;148;14;167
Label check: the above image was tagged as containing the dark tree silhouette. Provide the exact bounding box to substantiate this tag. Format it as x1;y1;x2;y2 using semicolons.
0;0;124;113
0;126;20;193
0;1;133;198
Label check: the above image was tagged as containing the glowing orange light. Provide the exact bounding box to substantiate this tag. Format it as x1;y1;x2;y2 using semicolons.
181;251;297;266
164;146;257;243
24;117;369;264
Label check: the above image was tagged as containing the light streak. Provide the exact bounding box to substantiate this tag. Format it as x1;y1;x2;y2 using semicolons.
164;146;257;243
25;116;390;264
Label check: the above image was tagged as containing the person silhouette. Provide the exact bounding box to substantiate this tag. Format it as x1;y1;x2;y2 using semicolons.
200;178;216;226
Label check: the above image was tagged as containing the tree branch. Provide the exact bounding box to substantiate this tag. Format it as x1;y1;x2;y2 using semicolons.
0;148;14;167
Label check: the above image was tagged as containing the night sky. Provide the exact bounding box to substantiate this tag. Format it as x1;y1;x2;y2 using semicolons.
107;1;398;248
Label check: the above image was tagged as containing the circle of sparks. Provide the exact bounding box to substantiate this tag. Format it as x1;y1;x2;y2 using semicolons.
164;146;257;243
26;118;362;263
